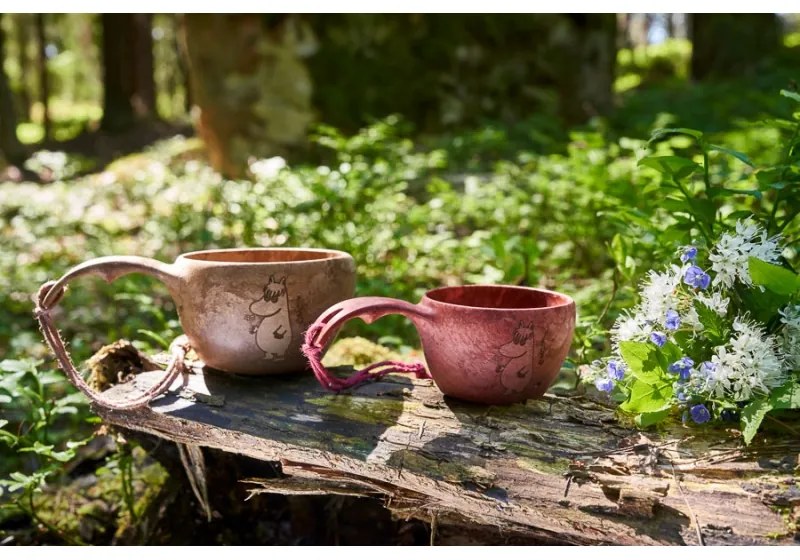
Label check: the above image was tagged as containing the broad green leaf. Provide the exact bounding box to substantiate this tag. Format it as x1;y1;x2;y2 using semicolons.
638;156;701;180
741;399;772;445
619;341;663;383
0;420;7;429
709;144;755;167
635;407;671;428
769;381;800;410
780;89;800;104
620;378;674;413
748;257;800;296
0;395;11;404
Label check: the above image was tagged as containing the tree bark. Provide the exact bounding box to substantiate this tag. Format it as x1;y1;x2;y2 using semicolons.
0;15;25;165
101;13;155;132
691;14;782;81
35;14;49;139
182;14;313;178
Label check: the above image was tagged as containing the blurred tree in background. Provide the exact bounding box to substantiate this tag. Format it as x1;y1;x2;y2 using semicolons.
690;14;782;80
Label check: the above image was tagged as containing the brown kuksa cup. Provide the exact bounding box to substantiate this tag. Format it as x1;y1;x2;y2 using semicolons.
305;285;576;405
35;248;356;409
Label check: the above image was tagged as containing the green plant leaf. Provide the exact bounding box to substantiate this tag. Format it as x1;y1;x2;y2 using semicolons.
647;128;704;146
709;144;755;167
780;89;800;104
769;381;800;409
638;156;701;180
741;399;772;445
620;378;674;413
619;341;662;383
693;300;729;345
635;407;671;428
748;257;800;295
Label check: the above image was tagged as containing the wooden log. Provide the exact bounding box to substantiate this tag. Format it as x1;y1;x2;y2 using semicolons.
93;354;800;545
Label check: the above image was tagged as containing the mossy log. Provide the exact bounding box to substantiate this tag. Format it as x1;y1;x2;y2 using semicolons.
91;346;800;545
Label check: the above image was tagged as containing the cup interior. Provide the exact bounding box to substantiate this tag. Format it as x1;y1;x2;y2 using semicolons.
425;285;572;310
181;248;346;264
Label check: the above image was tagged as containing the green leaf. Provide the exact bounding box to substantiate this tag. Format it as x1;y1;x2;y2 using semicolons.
647;128;704;146
0;359;32;373
740;287;792;323
635;407;671;428
693;300;728;345
620;379;674;413
769;381;800;410
780;89;800;104
619;341;662;383
708;144;755;167
638;156;702;180
748;257;800;296
741;399;772;445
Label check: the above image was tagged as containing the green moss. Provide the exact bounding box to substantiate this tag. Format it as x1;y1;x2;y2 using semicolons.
307;395;407;426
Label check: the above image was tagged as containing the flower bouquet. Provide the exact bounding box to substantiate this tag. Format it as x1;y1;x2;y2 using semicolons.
583;219;799;443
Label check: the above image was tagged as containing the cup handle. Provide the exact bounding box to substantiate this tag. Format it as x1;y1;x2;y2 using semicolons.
302;297;433;391
34;256;186;410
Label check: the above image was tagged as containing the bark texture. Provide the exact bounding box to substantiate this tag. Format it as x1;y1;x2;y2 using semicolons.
91;347;800;546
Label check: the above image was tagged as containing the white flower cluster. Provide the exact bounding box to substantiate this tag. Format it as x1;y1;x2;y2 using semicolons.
586;219;798;408
695;317;786;402
709;219;781;289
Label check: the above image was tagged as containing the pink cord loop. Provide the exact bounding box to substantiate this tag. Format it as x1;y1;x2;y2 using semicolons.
302;324;430;392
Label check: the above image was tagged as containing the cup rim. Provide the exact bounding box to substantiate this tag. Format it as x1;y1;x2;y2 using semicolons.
177;247;353;265
422;284;574;311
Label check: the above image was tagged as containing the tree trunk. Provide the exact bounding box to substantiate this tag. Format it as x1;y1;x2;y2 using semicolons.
13;14;31;122
182;14;313;178
691;14;782;81
0;16;24;165
554;14;617;123
101;13;155;132
131;13;155;117
35;13;49;139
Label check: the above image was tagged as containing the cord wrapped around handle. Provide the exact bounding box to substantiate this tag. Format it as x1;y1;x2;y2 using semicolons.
301;297;432;392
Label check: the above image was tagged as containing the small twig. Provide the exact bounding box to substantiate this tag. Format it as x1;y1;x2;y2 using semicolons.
429;512;438;546
671;462;704;546
765;414;800;436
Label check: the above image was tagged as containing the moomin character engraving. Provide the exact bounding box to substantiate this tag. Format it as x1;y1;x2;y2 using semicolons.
494;321;535;393
246;275;292;360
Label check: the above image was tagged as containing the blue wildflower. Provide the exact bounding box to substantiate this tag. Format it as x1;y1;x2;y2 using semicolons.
699;361;717;377
665;309;680;331
595;377;614;393
690;404;711;424
650;331;667;347
668;357;695;380
684;265;711;290
607;360;626;381
676;390;687;403
680;246;698;263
